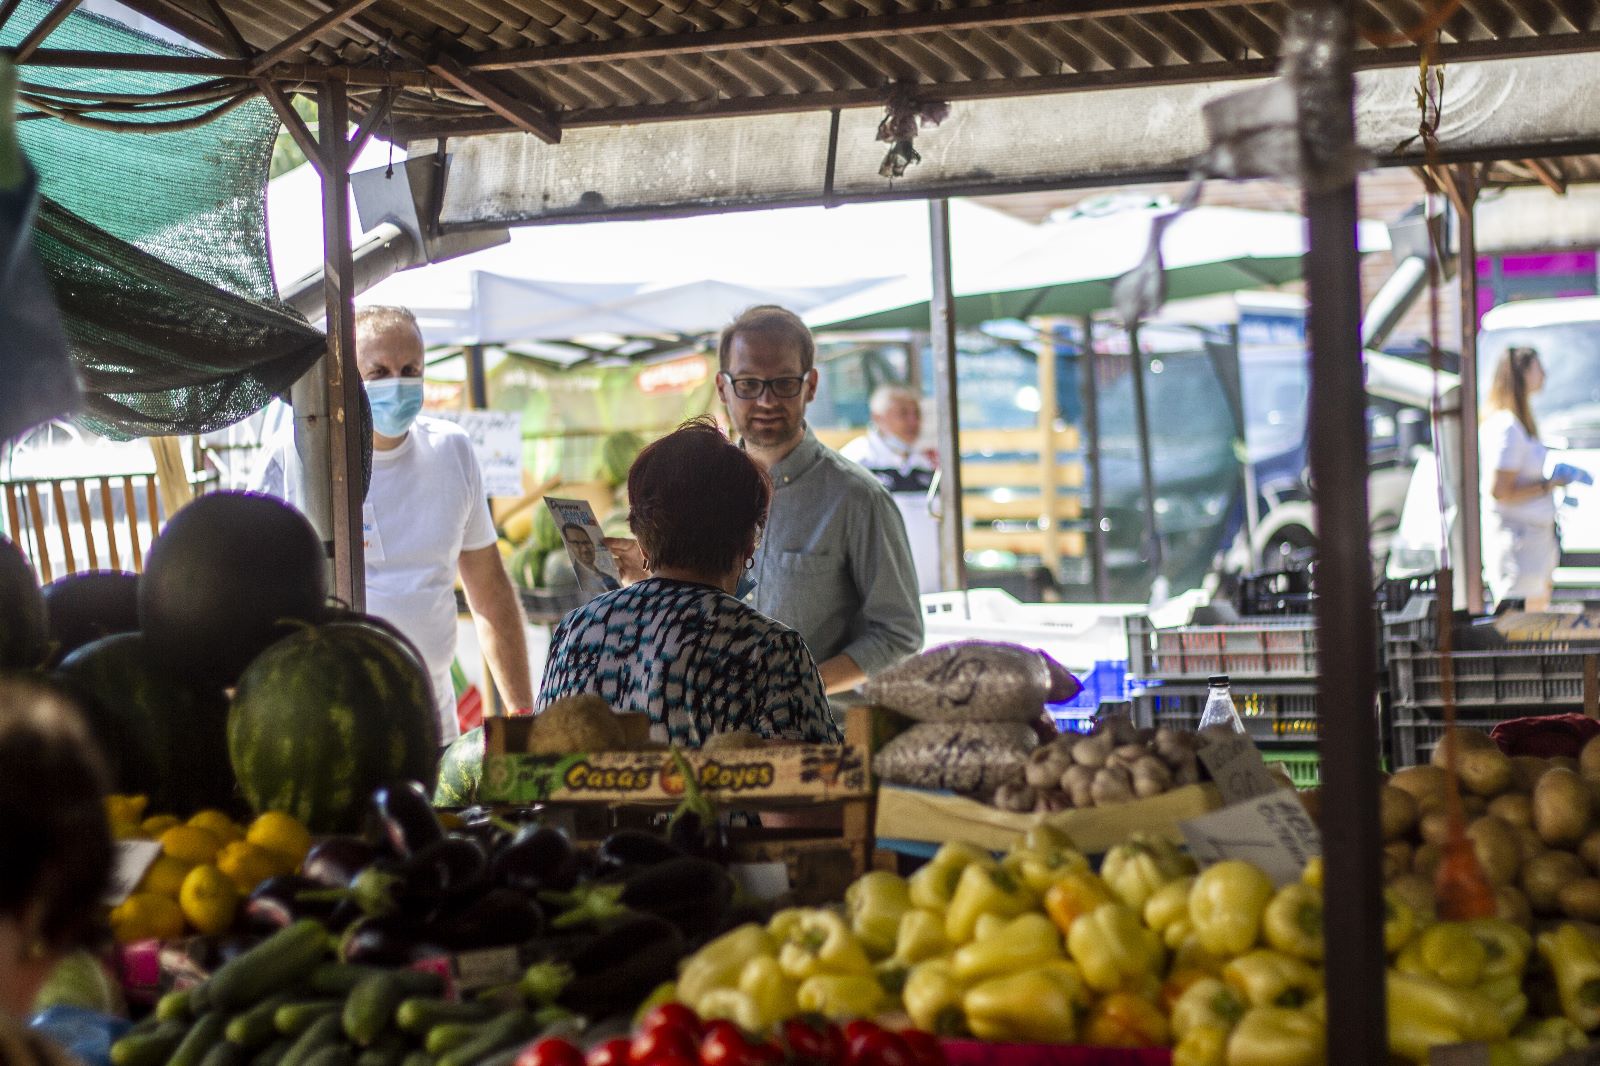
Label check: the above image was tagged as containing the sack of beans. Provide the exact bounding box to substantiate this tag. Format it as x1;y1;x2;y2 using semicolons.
872;720;1039;794
864;641;1067;723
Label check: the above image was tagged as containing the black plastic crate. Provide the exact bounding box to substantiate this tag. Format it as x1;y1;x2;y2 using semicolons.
1137;690;1321;743
1236;569;1315;617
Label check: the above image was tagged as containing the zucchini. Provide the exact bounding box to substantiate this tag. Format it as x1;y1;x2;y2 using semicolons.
227;993;297;1049
282;1013;345;1066
344;971;406;1047
200;1040;248;1066
354;1033;408;1066
303;1047;356;1066
310;964;444;998
156;988;195;1022
400;1053;433;1066
110;1020;188;1066
276;1000;345;1036
169;1013;229;1066
209;920;330;1011
394;999;493;1035
423;1023;486;1059
435;1011;540;1066
252;1039;294;1066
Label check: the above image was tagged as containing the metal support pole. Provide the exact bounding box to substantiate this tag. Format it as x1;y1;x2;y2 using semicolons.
1447;168;1485;613
928;200;966;593
319;79;367;610
1127;325;1162;586
466;344;490;410
1039;333;1060;578
1297;1;1388;1060
1081;316;1109;602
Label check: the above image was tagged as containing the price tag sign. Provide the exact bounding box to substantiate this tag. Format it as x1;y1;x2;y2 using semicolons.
1196;733;1281;806
104;840;162;906
452;946;521;993
1180;790;1321;886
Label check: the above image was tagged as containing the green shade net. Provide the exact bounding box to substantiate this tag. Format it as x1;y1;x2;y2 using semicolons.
8;0;324;439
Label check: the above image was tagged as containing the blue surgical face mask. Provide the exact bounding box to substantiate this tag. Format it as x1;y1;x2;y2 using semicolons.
734;572;757;600
366;378;424;438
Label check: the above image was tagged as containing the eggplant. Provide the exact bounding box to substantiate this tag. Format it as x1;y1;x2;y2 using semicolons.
367;781;446;858
303;837;380;888
594;829;681;874
618;857;734;940
492;826;580;894
244;875;337;931
666;809;730;863
533;915;687;1022
432;888;546;951
339;914;438;966
403;835;489;903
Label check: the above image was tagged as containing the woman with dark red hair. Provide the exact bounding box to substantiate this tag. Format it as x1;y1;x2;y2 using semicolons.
537;418;839;745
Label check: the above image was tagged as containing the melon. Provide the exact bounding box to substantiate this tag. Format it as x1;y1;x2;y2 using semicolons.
598;431;645;487
229;619;440;832
42;570;139;667
434;726;483;808
139;492;326;688
55;632;236;816
0;535;47;669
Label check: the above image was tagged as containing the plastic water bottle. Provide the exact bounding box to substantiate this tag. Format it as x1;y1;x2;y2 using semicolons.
1198;674;1246;734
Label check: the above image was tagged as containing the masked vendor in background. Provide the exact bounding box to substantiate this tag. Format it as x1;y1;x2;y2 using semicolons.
254;306;533;740
841;384;942;596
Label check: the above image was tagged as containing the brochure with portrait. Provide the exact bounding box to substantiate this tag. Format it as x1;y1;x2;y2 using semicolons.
543;497;624;602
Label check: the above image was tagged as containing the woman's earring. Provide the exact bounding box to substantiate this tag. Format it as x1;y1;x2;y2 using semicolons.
745;557;755;570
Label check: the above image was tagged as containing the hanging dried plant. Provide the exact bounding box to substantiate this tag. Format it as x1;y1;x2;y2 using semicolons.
875;82;950;178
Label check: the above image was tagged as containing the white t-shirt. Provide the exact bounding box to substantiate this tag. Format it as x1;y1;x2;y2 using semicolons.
841;429;941;595
1482;409;1555;526
253;415;497;742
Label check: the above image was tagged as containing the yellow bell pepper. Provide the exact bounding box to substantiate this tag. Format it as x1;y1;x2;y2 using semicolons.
1174;1026;1229;1066
1502;1017;1589;1066
1082;992;1169;1048
949;912;1063;984
1300;858;1323;891
1225;1006;1324;1066
796;973;885;1021
1003;844;1091;896
737;956;798;1032
1017;824;1078;853
908;842;992;912
1066;902;1164;994
777;910;872;980
1397;922;1488;988
1261;883;1322;962
1101;834;1195;911
1386;970;1510;1062
1221;950;1319;1009
962;965;1083;1044
1144;877;1196;943
1043;870;1117;935
1384;890;1418;956
1467;919;1532;982
1171;977;1248;1041
678;923;775;1007
1476;973;1528;1033
890;909;951;966
944;864;1036;944
903;960;968;1036
697;989;767;1032
1535;924;1600;1032
845;872;913;959
1189;861;1275;958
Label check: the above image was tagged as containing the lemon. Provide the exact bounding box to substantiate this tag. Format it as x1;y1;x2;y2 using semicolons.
109;893;185;944
178;865;239;936
137;854;193;898
246;811;312;871
217;841;283;893
187;809;244;844
141;814;181;836
160;825;224;866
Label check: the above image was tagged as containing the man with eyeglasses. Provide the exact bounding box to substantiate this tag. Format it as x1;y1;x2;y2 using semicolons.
708;305;922;697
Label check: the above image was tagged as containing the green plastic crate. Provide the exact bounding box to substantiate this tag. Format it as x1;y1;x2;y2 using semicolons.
1263;749;1321;788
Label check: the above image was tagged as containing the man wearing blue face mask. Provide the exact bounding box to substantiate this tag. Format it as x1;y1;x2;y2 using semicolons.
253;306;533;741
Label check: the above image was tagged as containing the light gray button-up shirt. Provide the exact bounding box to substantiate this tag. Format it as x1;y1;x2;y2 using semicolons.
748;426;924;680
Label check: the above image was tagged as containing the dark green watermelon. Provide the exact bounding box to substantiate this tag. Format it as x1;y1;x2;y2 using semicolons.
228;619;440;832
433;726;482;808
42;570;140;667
139;492;327;688
55;632;237;816
0;535;47;670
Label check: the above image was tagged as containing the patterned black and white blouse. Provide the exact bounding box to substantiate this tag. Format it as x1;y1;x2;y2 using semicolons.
537;577;841;746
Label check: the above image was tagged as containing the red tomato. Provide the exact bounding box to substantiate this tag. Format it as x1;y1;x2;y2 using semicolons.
819;1023;846;1065
588;1038;635;1066
781;1019;829;1062
700;1023;754;1066
517;1039;586;1066
897;1031;946;1066
631;1026;700;1066
639;1004;703;1039
847;1030;913;1066
842;1021;879;1046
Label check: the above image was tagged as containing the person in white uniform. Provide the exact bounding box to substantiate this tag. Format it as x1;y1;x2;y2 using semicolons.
841;384;941;595
1481;346;1578;612
253;306;533;741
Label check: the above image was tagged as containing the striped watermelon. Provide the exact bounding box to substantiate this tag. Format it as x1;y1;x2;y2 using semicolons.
433;726;482;808
228;619;440;832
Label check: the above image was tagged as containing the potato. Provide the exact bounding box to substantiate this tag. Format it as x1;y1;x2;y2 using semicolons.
1458;746;1515;798
1560;878;1600;922
1412;842;1442;879
1554;757;1582;775
1581;829;1600;873
1495;885;1533;929
1463;793;1489;817
1390;765;1449;807
1430;728;1499;769
1487;792;1534;829
1521;849;1589;915
1418;809;1454;848
1510;824;1547;865
1466;816;1521;888
1383;840;1414;882
1380;786;1420;842
1509;756;1551;794
1581;734;1600;779
1535;768;1594;848
1388;873;1436;919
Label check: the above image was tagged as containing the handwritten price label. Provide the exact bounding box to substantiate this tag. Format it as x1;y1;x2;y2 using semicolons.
1180;790;1321;886
104;840;162;905
1196;733;1281;806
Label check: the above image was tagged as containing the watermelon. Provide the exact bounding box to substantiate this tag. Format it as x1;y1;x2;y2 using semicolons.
42;570;140;667
55;633;237;816
529;504;563;555
433;726;483;807
139;492;327;688
598;430;644;487
228;619;440;832
0;535;47;669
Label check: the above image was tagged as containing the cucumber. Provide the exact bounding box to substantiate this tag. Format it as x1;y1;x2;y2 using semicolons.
395;999;494;1035
400;1054;432;1066
343;972;406;1047
253;1039;294;1066
354;1033;408;1066
303;1047;356;1066
169;1013;229;1066
200;1040;248;1066
209;920;330;1012
276;1000;345;1036
423;1023;485;1058
157;988;195;1022
227;993;298;1049
310;964;444;998
282;1013;345;1066
110;1020;188;1066
435;1011;540;1066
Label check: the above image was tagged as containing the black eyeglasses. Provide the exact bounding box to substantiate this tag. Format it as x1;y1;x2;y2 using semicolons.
720;373;807;400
